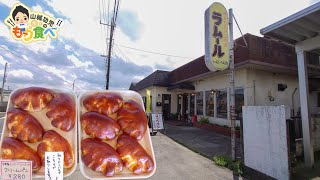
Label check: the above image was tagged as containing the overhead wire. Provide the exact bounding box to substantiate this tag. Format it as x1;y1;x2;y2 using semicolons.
114;44;135;64
0;45;83;90
114;44;195;59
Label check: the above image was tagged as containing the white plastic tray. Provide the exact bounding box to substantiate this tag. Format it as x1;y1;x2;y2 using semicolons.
0;87;78;178
78;90;156;179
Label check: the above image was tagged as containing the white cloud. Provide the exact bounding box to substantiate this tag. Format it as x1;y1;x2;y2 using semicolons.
0;56;8;66
0;0;19;8
9;69;34;80
67;54;93;68
28;39;54;53
132;75;145;82
38;64;67;81
31;5;55;18
85;68;100;74
21;55;29;61
47;0;106;55
65;44;72;50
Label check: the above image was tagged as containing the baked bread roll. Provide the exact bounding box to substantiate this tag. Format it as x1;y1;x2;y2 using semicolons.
37;130;74;169
10;87;53;111
116;134;154;174
117;100;147;140
83;92;123;117
6;108;44;143
81;138;123;177
81;112;120;140
46;93;76;132
1;137;41;171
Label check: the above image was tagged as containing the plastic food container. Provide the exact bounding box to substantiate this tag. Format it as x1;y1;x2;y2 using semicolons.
0;88;78;178
78;90;156;179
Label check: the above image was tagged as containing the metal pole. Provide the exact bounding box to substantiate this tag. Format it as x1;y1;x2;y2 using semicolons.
229;8;236;161
72;80;75;90
1;63;8;102
296;50;314;167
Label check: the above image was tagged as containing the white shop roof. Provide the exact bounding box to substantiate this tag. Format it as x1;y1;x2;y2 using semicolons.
260;1;320;54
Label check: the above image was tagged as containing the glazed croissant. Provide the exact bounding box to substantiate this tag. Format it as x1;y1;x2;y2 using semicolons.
46;93;76;132
6;108;44;143
117;100;147;140
81;112;120;140
116;134;154;174
83;92;123;117
37;130;74;169
10;87;53;111
81;138;123;177
1;137;41;171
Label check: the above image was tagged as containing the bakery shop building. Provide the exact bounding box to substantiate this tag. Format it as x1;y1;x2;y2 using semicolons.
129;33;320;127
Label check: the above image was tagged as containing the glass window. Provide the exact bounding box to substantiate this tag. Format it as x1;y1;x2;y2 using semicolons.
235;89;244;120
205;91;214;117
216;90;227;118
189;94;195;115
196;92;203;115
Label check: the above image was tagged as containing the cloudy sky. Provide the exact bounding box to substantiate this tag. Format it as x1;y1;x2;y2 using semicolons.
0;0;318;92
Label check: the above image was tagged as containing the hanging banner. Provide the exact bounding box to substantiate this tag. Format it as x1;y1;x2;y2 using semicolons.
4;2;64;43
205;2;229;71
146;89;151;113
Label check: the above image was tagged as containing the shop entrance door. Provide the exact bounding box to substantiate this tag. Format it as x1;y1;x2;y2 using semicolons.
182;94;188;122
162;94;171;120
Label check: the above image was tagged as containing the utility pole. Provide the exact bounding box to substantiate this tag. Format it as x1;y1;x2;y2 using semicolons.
106;20;115;90
72;80;75;90
100;0;120;90
229;9;236;161
1;62;8;102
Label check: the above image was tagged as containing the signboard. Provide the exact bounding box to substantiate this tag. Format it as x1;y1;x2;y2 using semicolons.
205;2;229;71
4;2;63;43
45;152;64;180
0;160;32;180
151;113;164;130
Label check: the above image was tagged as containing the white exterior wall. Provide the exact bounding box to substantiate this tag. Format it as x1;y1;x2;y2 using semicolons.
138;86;177;114
246;69;301;115
243;106;290;180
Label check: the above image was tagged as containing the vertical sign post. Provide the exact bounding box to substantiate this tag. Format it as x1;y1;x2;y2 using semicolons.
205;3;236;160
228;9;236;161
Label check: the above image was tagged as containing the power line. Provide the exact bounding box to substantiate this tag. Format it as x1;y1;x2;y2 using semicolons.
114;45;135;64
0;45;83;91
115;43;195;59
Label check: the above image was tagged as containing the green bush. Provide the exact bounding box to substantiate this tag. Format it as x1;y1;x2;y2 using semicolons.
198;116;209;124
230;160;243;175
213;155;243;176
213;155;232;167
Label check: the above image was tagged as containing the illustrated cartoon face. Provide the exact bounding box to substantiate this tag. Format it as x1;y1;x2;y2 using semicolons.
14;12;29;25
12;5;29;26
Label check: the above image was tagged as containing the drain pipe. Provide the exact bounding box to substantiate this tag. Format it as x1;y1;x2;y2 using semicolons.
253;80;256;106
292;88;298;117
